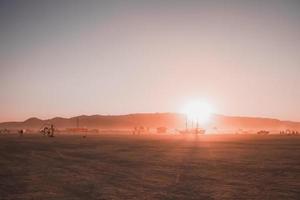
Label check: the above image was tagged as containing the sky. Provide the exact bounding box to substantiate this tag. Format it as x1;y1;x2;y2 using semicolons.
0;0;300;122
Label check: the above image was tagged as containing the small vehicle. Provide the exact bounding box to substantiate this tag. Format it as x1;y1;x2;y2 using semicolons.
257;130;269;135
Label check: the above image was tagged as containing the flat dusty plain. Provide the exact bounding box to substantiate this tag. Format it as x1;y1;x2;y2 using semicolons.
0;133;299;200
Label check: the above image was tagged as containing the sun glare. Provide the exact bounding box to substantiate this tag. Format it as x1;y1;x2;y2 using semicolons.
183;100;214;124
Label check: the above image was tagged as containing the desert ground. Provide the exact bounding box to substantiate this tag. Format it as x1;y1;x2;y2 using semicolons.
0;133;299;200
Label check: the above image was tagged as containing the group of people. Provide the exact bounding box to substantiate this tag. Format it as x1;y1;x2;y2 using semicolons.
1;127;55;137
0;129;10;134
40;124;55;137
132;126;150;135
279;130;299;135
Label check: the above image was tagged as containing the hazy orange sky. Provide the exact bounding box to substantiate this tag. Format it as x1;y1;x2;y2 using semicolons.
0;0;300;122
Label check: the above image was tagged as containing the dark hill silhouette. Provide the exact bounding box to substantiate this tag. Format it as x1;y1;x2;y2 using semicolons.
0;113;299;132
211;115;300;131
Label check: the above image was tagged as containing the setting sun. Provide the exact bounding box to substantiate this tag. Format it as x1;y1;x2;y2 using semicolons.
183;100;214;124
1;1;299;199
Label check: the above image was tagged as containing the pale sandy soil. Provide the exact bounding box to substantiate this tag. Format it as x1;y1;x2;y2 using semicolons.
0;133;299;200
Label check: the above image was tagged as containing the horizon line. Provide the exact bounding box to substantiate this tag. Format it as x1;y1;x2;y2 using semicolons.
1;112;299;124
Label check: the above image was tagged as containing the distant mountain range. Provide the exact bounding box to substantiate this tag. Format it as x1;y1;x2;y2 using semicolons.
0;113;299;132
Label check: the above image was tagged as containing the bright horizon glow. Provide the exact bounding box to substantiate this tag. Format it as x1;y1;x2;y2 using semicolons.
183;100;214;125
0;1;299;122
